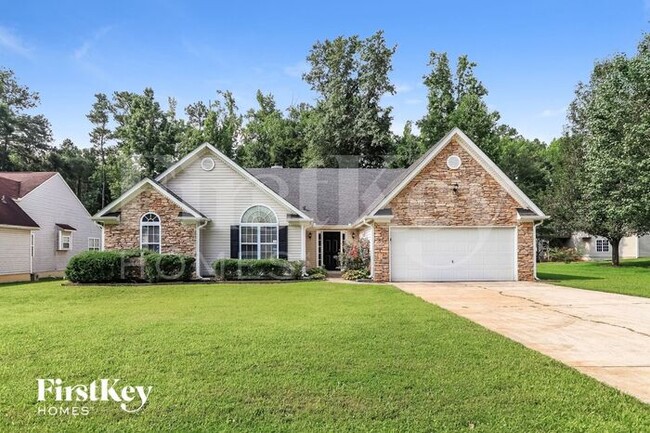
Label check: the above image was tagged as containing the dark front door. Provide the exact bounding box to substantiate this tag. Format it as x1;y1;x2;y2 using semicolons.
323;232;340;271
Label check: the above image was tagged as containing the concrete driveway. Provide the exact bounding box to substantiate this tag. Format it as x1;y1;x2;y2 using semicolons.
395;281;650;404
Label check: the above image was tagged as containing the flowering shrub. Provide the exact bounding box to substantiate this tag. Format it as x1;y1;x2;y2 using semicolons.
340;238;371;271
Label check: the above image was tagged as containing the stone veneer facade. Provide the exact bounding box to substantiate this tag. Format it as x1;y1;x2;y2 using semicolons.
103;186;196;255
373;139;536;282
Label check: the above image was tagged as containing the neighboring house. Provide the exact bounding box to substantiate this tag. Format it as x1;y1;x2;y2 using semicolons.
0;172;101;282
568;233;650;260
93;128;547;282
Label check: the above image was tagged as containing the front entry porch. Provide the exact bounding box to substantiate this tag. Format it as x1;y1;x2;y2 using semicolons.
306;230;351;270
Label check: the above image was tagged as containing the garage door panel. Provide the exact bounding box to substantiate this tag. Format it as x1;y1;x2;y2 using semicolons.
391;227;516;282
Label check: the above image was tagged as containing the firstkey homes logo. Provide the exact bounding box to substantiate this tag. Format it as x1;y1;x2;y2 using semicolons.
36;378;153;415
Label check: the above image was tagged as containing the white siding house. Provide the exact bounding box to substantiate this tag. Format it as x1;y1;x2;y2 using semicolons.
11;173;101;277
0;227;32;281
570;233;650;260
0;171;99;281
161;149;305;273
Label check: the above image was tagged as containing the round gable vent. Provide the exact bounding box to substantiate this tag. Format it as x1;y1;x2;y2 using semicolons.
446;155;462;170
201;157;215;171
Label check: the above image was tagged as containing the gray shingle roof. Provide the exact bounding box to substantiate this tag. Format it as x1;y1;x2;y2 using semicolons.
248;168;406;225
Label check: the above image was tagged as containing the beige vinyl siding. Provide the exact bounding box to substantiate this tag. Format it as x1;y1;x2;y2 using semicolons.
639;235;650;257
0;227;31;275
620;236;639;259
16;174;101;273
163;150;302;273
287;225;302;261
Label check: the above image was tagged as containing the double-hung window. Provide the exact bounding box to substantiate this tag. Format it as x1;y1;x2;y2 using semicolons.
58;231;73;250
596;238;609;253
88;237;101;251
240;205;278;259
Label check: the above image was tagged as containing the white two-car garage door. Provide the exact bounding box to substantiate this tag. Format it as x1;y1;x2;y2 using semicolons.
391;227;516;282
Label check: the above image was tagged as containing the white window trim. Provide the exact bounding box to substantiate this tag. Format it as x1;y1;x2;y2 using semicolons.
88;237;101;251
140;212;162;253
239;205;279;260
596;238;610;253
58;230;73;251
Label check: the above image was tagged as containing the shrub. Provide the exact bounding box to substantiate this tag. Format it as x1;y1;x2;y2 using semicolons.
548;247;582;263
144;253;195;283
66;249;153;283
66;251;123;283
66;249;189;283
288;260;305;280
212;259;291;280
340;238;370;271
306;267;327;280
342;268;370;281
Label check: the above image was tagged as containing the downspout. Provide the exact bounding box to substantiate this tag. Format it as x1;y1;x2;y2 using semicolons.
533;221;544;280
29;230;34;275
195;219;209;279
361;218;374;278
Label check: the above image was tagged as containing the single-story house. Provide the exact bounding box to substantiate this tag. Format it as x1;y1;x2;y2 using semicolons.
0;172;101;282
93;128;547;282
567;232;650;260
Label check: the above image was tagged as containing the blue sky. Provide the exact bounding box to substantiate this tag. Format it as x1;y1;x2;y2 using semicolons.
0;1;648;147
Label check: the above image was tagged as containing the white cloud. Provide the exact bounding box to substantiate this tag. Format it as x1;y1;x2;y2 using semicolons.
283;60;309;78
394;83;412;94
0;26;32;58
73;26;112;60
540;108;565;118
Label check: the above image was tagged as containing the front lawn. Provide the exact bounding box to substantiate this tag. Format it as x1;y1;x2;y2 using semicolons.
538;258;650;298
0;281;648;432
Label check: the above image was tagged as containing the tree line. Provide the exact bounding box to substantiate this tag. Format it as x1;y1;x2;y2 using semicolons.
1;30;649;265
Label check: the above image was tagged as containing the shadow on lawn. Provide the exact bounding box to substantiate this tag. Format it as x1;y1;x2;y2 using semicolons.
537;272;602;281
618;259;650;269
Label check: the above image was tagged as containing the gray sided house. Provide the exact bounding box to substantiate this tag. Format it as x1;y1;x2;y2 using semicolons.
567;233;650;260
93;128;547;282
0;172;101;282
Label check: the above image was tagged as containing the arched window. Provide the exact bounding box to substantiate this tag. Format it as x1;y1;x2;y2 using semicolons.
240;205;278;259
140;212;161;253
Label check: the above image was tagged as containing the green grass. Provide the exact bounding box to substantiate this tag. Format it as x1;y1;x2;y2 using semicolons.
0;281;648;432
538;258;650;298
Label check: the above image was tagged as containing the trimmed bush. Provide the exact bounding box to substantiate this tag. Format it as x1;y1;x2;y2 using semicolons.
144;253;195;283
66;249;186;283
65;250;151;283
212;259;291;280
66;251;123;283
306;267;327;280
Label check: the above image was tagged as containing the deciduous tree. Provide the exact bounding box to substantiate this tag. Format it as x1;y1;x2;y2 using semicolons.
303;31;396;168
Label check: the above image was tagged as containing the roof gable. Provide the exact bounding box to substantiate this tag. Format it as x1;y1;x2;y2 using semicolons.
0;172;57;198
361;128;545;221
155;143;311;220
93;178;206;219
0;195;39;229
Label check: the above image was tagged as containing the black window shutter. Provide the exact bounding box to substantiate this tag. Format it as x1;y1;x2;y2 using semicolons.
230;225;240;259
278;226;288;260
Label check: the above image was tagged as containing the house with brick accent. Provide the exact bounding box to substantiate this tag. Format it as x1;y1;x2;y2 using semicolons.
93;128;547;282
